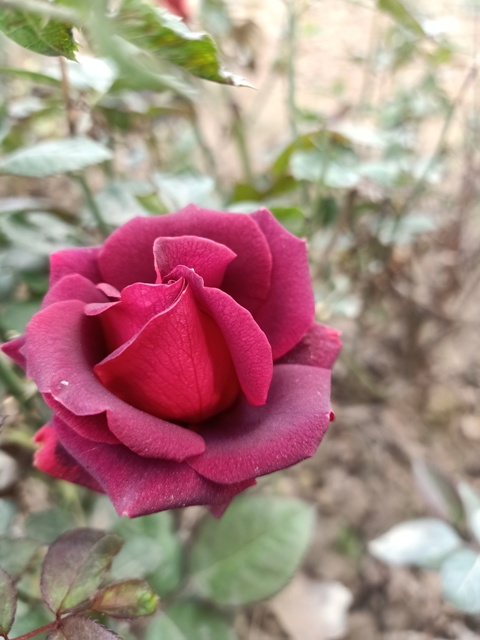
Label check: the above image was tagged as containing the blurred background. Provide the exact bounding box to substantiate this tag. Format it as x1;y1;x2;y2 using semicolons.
0;0;480;638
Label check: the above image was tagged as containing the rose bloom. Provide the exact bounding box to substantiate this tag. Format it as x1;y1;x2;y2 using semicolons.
158;0;189;20
3;206;341;516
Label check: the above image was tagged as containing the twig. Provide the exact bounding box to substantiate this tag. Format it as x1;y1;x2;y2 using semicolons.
75;174;110;239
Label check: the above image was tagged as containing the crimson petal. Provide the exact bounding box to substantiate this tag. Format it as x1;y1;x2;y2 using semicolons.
54;417;255;517
87;279;184;352
98;205;272;313
94;284;240;423
44;394;120;445
154;235;236;288
275;322;342;370
1;334;27;369
34;424;103;493
25;300;205;460
171;266;272;407
250;208;315;359
49;247;102;287
188;364;332;484
42;273;108;309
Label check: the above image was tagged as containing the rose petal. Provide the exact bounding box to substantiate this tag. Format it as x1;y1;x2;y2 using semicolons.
250;208;315;358
171;266;273;407
87;279;185;352
1;334;27;369
54;418;254;517
49;247;102;287
98;205;272;313
42;274;108;309
154;235;237;288
95;284;240;423
188;364;332;484
43;394;120;445
275;322;342;370
34;424;103;493
26;300;206;460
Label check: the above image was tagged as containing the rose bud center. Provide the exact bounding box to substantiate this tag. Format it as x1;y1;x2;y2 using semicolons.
91;279;240;424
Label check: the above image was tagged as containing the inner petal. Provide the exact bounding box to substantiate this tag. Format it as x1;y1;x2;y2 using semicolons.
94;284;240;423
154;235;237;288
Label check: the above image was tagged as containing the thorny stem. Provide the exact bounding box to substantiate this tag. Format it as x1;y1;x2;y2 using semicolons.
9;620;58;640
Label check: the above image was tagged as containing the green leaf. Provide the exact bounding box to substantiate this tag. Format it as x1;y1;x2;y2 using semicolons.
271;130;350;178
0;138;113;178
112;511;182;597
412;459;464;525
377;0;425;36
92;579;159;618
0;537;40;580
25;508;74;545
0;9;77;59
1;300;41;334
48;616;120;640
0;66;61;87
0;500;16;535
145;601;235;640
369;519;462;569
0;567;16;636
270;206;305;236
190;496;315;605
41;528;123;614
441;548;480;614
112;0;251;87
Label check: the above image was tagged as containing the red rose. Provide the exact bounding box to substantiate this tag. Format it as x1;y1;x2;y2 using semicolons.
158;0;189;20
3;206;341;516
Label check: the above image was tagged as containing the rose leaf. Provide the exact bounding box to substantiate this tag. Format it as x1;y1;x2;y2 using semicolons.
41;528;123;614
144;601;234;640
190;495;315;605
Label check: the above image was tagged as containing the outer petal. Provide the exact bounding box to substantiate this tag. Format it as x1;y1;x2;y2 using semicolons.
98;205;272;313
1;334;27;369
188;364;333;484
275;322;342;370
49;247;102;287
54;418;255;517
25;300;205;460
94;285;240;423
34;424;103;493
44;394;120;445
42;273;108;309
154;235;236;288
250;208;315;359
171;266;272;407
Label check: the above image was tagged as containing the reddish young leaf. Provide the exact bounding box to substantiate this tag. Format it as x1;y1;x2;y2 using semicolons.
47;616;120;639
92;578;159;618
41;528;122;614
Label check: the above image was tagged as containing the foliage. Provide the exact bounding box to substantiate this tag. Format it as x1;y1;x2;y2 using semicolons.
0;528;158;639
0;495;315;639
369;461;480;614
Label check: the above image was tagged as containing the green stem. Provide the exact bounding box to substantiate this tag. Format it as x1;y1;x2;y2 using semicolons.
286;0;299;139
0;357;28;412
75;174;110;239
